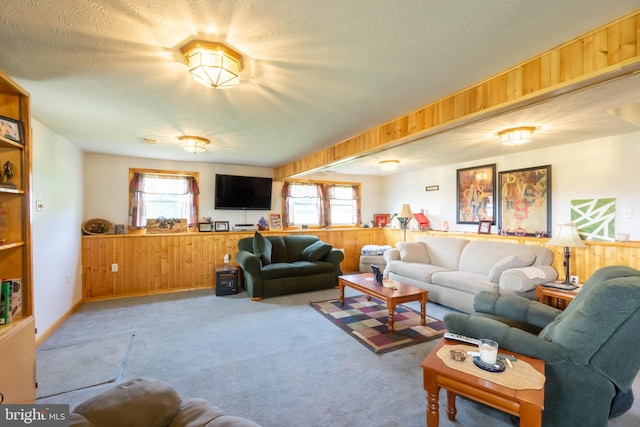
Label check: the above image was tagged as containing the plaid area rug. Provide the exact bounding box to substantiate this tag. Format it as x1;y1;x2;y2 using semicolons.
310;295;445;354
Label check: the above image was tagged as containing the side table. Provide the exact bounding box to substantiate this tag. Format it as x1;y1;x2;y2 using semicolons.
421;339;545;427
536;284;580;310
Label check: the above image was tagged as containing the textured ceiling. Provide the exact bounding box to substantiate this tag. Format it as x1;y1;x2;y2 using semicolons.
0;1;639;174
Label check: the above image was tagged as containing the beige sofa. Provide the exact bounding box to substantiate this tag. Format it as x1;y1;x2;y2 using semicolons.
383;236;558;313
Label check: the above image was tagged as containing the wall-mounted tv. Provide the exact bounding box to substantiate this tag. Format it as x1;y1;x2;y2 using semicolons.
215;174;273;210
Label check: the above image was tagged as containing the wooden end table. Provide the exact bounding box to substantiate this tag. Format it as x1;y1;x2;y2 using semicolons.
338;273;428;333
536;283;580;310
421;339;545;427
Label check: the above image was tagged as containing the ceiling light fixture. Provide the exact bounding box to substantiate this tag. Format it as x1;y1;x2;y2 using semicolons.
179;136;210;154
180;41;243;89
498;127;535;146
379;160;399;171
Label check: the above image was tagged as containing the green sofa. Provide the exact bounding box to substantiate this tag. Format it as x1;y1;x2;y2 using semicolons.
443;265;640;426
236;233;344;300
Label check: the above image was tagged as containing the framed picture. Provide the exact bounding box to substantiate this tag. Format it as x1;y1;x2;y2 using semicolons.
373;213;390;228
0;115;24;144
269;213;282;230
478;220;492;234
198;222;213;232
456;164;496;224
214;221;230;232
498;165;551;236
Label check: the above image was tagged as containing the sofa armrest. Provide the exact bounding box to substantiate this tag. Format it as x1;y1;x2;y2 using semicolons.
325;249;345;275
474;291;561;329
236;250;261;273
498;265;558;293
236;250;264;298
382;248;400;276
443;312;566;363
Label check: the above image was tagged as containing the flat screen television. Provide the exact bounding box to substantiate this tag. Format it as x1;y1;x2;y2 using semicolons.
215;174;273;210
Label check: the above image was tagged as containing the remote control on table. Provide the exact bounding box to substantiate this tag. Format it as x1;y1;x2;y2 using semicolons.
443;332;481;346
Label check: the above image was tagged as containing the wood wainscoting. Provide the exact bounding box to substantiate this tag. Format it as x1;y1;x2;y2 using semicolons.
82;228;640;301
82;228;386;300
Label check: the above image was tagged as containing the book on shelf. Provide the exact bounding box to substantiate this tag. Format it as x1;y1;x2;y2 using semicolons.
0;278;21;324
0;279;10;325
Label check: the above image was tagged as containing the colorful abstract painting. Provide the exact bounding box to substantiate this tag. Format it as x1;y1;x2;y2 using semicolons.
571;198;615;241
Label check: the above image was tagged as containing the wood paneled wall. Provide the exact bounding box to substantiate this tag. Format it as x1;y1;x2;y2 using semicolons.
274;10;640;180
82;228;639;300
82;228;385;300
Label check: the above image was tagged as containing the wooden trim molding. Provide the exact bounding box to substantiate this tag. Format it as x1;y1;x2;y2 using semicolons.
274;10;640;180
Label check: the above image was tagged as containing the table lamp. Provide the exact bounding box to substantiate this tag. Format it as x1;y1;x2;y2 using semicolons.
397;204;413;242
547;223;586;285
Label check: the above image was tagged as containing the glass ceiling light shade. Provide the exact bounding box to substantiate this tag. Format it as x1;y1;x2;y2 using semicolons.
179;136;210;154
498;127;535;146
379;160;399;171
180;41;243;89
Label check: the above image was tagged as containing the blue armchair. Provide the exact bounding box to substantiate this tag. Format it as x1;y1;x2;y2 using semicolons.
443;265;640;426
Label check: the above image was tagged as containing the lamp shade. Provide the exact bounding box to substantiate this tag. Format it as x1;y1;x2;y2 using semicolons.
547;223;586;248
398;204;413;219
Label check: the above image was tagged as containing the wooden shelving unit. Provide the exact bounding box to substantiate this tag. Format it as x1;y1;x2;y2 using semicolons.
0;69;35;404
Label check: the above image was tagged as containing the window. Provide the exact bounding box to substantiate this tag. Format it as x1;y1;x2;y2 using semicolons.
282;181;361;228
129;169;200;230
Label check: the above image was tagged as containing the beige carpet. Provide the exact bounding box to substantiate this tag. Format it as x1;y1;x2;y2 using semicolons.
36;334;133;398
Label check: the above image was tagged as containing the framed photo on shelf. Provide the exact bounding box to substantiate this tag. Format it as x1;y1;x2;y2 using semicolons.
214;221;230;232
373;213;390;228
498;165;551;236
198;222;213;232
456;163;496;224
269;213;282;230
0;115;24;145
478;220;492;234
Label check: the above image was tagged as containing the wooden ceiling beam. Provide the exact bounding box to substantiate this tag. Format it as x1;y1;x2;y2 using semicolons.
274;9;640;181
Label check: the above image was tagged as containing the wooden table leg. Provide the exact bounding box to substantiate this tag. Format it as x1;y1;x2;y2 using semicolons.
446;390;457;421
387;299;395;332
420;293;427;326
425;379;440;426
339;281;345;306
519;401;542;427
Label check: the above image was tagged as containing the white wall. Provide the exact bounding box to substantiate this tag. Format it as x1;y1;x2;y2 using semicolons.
32;119;84;339
83;154;274;227
382;132;640;239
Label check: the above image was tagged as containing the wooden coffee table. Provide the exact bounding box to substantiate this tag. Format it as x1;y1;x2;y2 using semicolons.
421;338;545;427
338;273;428;332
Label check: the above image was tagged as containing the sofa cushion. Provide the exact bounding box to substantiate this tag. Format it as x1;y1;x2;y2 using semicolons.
252;232;272;265
418;237;469;270
388;260;450;283
261;263;302;279
301;240;333;262
458;241;552;275
397;241;430;263
500;265;558;292
72;378;181;427
431;271;498;294
488;254;536;283
293;260;337;275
